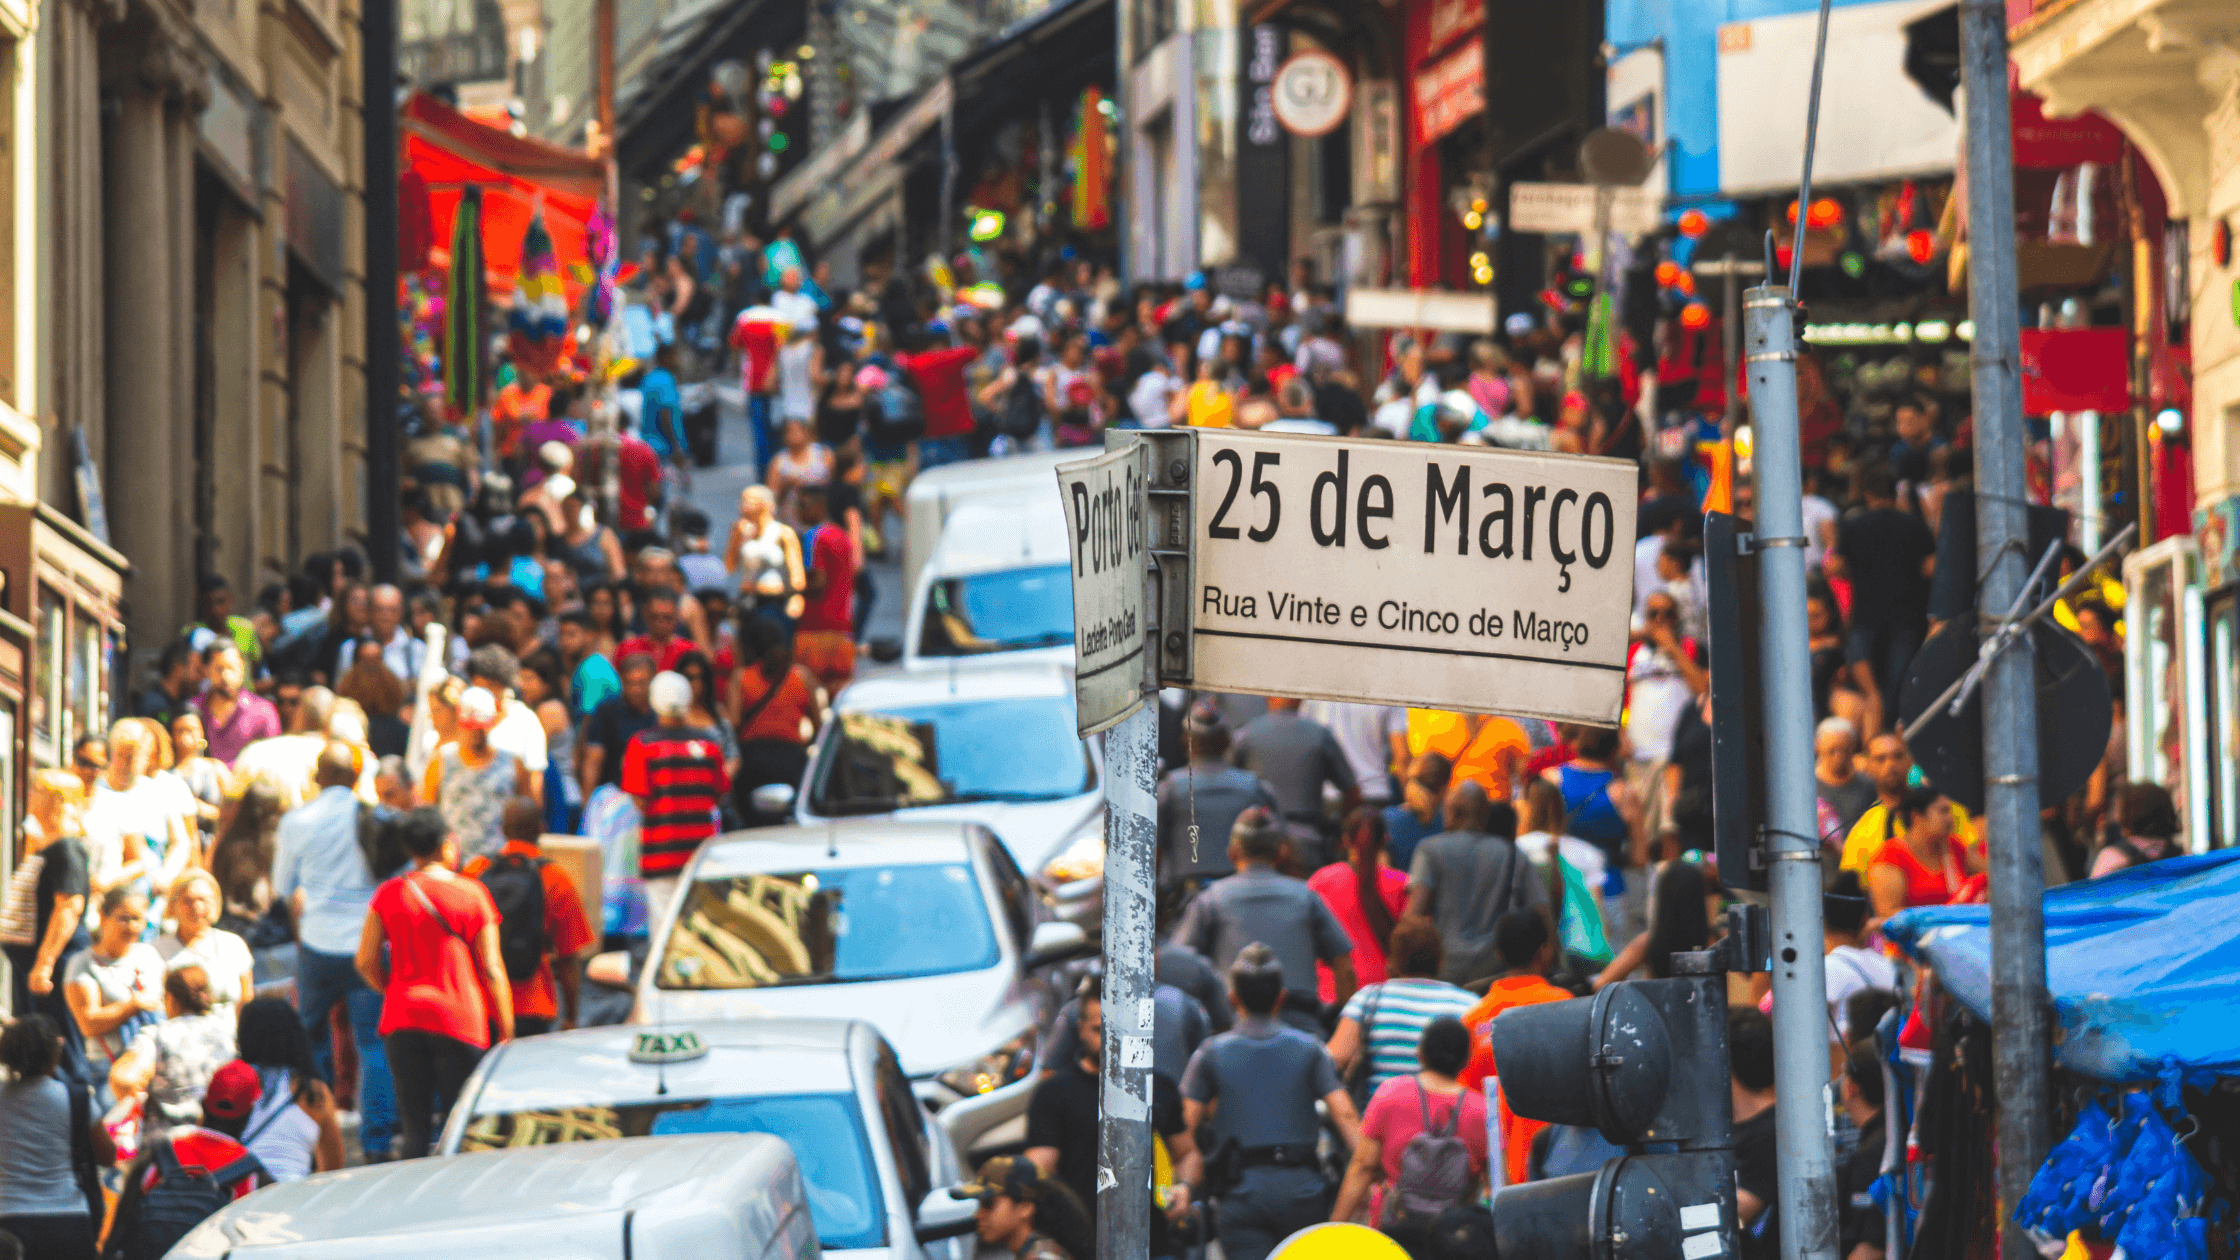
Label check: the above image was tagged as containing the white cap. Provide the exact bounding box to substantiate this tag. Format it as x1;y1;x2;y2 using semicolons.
650;671;694;717
457;686;500;730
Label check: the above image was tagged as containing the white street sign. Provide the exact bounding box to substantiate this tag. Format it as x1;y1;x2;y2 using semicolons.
1057;444;1150;736
1508;182;1663;237
1189;431;1637;724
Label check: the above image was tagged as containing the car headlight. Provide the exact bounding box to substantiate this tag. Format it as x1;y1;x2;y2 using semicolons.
937;1029;1038;1098
1039;818;1105;886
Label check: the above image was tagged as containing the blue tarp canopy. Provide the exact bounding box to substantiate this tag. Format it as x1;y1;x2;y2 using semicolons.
1883;850;2240;1084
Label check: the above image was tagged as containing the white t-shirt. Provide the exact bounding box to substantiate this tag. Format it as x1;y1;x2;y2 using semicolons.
62;943;164;1070
1801;494;1839;572
1825;944;1898;1039
1298;701;1408;803
83;779;177;891
1633;534;1667;614
1128;369;1179;428
490;698;550;773
157;927;255;1013
1625;643;1695;763
1514;829;1609;903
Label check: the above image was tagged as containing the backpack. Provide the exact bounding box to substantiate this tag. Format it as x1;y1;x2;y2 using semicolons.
478;851;552;982
997;373;1045;438
1382;1081;1476;1235
867;378;926;446
121;1138;266;1260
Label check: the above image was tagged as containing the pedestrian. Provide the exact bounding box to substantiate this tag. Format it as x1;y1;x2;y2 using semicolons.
1457;911;1578;1187
515;649;580;834
1180;945;1362;1260
1865;788;1970;930
2090;783;2182;876
83;720;192;919
153;870;254;1014
1326;915;1477;1100
1173;808;1358;1034
169;713;227;848
339;656;411;760
1814;718;1874;842
70;736;107;800
234;997;345;1180
102;1060;274;1259
271;741;394;1163
1307;808;1407;1005
1821;872;1896;1041
1595;859;1722;989
792;485;858;695
355;807;513;1159
61;889;164;1110
1626;591;1706;834
961;1156;1095;1260
1730;1007;1779;1259
461;798;594;1037
423;686;534;860
1381;753;1450;875
1023;981;1202;1247
1299;701;1410;811
1511;777;1608;953
209;781;284;930
5;771;90;1037
615;587;695;674
1330;1016;1486;1253
621;671;730;926
342;585;426;685
1155;702;1279;894
0;1012;111;1260
1404;785;1547;987
1826;466;1935;729
134;640;202;728
1544;726;1638;905
191;643;282;768
1835;1038;1889;1260
729;615;821;825
106;965;237;1142
580;653;658;798
466;646;550;800
1230;698;1359;868
557;608;623;723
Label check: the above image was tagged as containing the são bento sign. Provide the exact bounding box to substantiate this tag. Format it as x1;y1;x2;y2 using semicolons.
1189;430;1636;724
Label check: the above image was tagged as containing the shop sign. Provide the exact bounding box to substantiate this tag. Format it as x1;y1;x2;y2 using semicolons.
1410;42;1482;151
1354;80;1400;203
1407;0;1484;71
1273;50;1351;138
1507;183;1661;237
2020;328;2129;414
2012;91;2124;171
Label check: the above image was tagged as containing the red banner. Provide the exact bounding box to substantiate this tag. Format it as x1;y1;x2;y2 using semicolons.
2012;91;2126;170
2020;327;2130;414
1410;41;1483;151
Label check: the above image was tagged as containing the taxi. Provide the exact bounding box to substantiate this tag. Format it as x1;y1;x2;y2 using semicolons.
434;1018;981;1260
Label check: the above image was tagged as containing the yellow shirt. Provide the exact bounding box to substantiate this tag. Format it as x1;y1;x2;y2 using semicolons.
1840;799;1980;873
1185;380;1233;428
1406;709;1531;797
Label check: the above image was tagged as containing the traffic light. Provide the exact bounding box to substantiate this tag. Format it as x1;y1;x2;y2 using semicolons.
1703;510;1767;892
1489;977;1740;1260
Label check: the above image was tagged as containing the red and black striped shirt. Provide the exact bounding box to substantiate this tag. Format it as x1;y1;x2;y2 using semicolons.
620;724;731;876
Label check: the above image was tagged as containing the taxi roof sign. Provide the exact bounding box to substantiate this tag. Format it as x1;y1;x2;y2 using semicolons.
630;1030;708;1064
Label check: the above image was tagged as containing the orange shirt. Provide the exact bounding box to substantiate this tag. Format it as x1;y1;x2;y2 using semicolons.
494;382;552;461
734;663;817;744
1408;710;1531;799
1459;974;1574;1188
461;840;597;1020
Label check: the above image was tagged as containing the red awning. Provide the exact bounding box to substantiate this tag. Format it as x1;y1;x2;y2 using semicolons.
403;92;604;296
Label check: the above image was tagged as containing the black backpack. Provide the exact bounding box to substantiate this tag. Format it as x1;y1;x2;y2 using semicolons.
867;378;926;446
997;373;1044;438
478;851;551;982
119;1138;266;1260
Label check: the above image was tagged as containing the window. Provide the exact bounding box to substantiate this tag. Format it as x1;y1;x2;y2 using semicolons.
30;583;55;763
874;1044;931;1208
980;829;1034;950
915;563;1075;658
655;864;1000;990
809;698;1093;815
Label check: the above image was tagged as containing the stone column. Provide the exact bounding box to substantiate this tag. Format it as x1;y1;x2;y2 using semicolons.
103;83;175;650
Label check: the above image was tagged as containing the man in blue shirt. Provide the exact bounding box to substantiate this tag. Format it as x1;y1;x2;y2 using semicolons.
638;342;687;468
272;742;395;1160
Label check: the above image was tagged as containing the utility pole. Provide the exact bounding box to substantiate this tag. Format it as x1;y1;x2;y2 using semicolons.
363;0;401;584
1095;705;1156;1260
1960;2;2054;1252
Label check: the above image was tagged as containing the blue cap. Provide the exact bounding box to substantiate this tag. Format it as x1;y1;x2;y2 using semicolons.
1184;271;1208;292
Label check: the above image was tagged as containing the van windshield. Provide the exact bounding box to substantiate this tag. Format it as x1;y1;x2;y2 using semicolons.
917;563;1074;657
655;864;1000;989
457;1092;886;1250
809;699;1093;815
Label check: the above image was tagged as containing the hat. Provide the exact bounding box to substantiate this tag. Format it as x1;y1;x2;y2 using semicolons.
457;686;501;730
953;1155;1046;1203
204;1060;263;1120
1183;271;1208;292
650;670;694;717
538;440;574;472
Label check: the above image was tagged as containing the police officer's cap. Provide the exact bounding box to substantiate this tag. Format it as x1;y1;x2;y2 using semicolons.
1185;700;1228;738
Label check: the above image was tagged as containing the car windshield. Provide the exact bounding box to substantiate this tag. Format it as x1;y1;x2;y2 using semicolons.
809;697;1093;815
917;564;1074;657
456;1092;886;1250
655;864;999;990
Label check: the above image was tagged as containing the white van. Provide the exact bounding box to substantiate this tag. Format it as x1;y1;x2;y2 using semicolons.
899;449;1075;600
900;490;1074;671
167;1133;828;1260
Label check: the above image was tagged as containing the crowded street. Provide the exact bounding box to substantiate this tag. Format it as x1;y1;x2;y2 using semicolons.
1;0;2238;1257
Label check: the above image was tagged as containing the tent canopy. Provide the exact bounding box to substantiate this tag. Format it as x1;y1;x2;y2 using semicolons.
1885;850;2240;1084
404;92;603;297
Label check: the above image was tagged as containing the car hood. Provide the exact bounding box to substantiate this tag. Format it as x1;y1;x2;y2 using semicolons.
903;642;1078;674
639;967;1031;1078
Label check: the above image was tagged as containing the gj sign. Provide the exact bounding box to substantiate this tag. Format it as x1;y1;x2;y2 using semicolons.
1190;431;1636;723
1056;445;1150;735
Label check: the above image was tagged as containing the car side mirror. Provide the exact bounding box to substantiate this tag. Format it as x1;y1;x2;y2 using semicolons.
586;950;633;989
750;782;797;817
915;1189;980;1244
1025;920;1092;968
868;636;904;663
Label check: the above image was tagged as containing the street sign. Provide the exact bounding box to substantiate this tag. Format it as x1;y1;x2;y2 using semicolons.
1272;49;1351;138
1187;431;1637;724
1055;444;1150;736
1508;182;1662;237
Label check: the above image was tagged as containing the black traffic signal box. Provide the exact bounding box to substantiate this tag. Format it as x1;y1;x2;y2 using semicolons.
1489;976;1740;1260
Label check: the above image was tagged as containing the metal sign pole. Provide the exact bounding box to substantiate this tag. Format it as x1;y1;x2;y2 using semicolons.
1096;702;1158;1260
1742;285;1840;1260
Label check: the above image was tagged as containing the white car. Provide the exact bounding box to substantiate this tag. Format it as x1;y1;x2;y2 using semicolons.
607;819;1091;1156
434;1020;980;1260
901;449;1078;600
899;490;1075;672
783;660;1104;928
170;1132;825;1259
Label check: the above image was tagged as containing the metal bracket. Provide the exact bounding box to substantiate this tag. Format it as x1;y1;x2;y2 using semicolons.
1130;428;1197;688
1735;533;1808;555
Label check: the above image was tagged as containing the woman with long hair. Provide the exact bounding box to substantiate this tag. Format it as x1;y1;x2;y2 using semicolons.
3;771;90;1019
169;711;227;853
726;486;805;630
315;581;372;687
580;581;627;655
517;648;581;834
728;614;821;825
210;781;287;931
673;649;740;784
156;869;255;1013
235;995;346;1179
0;1012;114;1258
1306;808;1407;1006
1593;859;1722;989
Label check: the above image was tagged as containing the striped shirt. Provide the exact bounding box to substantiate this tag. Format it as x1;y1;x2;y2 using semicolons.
1341;978;1479;1090
620;725;731;876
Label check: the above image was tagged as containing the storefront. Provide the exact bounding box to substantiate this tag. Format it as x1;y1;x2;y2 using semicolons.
0;503;128;812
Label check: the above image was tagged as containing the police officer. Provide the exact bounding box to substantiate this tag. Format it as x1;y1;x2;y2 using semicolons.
1173;807;1358;1033
956;1156;1094;1260
1181;944;1362;1260
1157;703;1280;898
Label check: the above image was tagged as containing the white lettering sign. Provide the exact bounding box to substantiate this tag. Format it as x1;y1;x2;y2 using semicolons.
1508;182;1664;237
1190;431;1636;723
1057;445;1150;735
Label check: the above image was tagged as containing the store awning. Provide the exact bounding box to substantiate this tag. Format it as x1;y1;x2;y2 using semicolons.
404;92;602;296
613;0;798;184
945;0;1115;135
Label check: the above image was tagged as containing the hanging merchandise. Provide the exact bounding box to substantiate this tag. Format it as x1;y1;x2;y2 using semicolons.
1069;87;1110;231
444;185;487;419
508;211;572;377
1582;291;1618;380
